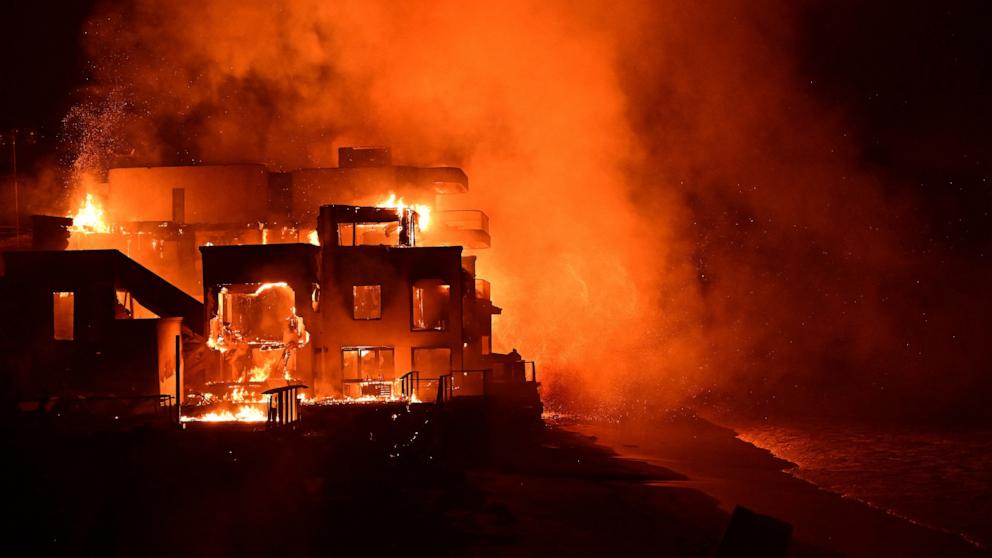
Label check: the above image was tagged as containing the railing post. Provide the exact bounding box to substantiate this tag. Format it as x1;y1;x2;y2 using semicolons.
175;335;181;426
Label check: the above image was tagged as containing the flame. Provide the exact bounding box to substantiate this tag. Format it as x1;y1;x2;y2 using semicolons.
68;193;111;233
207;282;308;385
377;192;431;231
307;229;319;245
181;405;267;423
254;281;288;295
248;367;269;383
306;389;421;405
229;385;268;402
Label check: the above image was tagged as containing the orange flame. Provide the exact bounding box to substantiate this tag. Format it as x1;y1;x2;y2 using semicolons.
68;193;111;233
181;405;267;423
377;192;431;231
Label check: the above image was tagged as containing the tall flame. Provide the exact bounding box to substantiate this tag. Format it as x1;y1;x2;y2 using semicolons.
68;193;111;233
377;193;431;231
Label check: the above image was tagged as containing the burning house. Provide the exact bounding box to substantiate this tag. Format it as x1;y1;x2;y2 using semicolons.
1;147;539;425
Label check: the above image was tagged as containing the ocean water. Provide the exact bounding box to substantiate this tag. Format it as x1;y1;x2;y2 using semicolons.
735;423;992;550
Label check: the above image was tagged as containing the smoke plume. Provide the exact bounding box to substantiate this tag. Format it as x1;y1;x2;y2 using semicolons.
72;0;992;423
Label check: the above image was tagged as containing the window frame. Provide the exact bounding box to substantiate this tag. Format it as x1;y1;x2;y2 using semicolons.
52;291;75;341
410;279;451;332
341;346;395;381
351;284;382;320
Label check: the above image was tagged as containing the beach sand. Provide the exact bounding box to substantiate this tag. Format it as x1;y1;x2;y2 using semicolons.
457;412;986;557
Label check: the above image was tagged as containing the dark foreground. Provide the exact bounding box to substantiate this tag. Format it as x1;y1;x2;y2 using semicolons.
3;404;986;557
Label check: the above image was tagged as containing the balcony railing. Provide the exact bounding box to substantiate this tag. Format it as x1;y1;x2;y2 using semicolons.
438;210;489;235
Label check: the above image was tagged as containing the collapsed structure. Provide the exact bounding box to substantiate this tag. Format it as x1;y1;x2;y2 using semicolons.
0;147;539;425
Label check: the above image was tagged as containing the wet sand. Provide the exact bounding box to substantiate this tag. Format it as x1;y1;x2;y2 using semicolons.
555;413;988;557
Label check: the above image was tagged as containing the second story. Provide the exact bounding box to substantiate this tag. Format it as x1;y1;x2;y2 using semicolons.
316;204;465;351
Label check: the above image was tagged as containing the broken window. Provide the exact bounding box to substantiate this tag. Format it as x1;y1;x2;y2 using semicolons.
412;279;450;331
207;282;310;384
212;282;303;346
352;285;382;320
412;347;451;376
337;223;399;246
342;347;395;380
53;291;74;340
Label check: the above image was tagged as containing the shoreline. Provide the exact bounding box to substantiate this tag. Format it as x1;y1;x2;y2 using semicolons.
564;413;988;557
735;430;992;552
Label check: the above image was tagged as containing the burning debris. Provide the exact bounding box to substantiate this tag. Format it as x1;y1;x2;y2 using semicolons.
68;193;110;234
186;281;310;421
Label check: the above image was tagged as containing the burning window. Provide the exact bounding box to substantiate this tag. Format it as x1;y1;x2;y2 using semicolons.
352;285;382;320
53;291;74;340
342;347;395;380
337;222;399;246
412;279;450;331
207;282;310;385
212;282;306;347
412;347;451;376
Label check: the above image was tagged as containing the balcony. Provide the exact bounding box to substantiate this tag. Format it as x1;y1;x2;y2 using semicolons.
430;210;491;249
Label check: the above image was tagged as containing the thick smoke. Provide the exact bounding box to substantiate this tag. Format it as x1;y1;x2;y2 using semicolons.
73;0;991;422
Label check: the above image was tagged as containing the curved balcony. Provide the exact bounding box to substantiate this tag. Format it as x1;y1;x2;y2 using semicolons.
430;210;491;249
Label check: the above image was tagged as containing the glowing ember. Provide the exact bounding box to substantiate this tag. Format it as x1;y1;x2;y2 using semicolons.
68;193;111;233
377;192;431;231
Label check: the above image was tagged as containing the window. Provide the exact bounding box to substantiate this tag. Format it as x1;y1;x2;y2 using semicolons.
352;285;381;319
481;335;491;355
214;283;300;345
338;223;356;246
412;279;450;331
53;292;74;340
412;347;451;376
342;347;395;380
338;223;397;246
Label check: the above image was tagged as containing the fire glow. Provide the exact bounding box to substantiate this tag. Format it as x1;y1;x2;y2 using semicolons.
377;193;431;231
181;405;267;423
68;193;110;234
